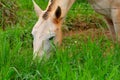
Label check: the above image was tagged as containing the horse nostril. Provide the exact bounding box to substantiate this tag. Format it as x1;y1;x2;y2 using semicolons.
49;36;55;40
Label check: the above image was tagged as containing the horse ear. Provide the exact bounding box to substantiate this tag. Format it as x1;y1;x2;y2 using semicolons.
32;0;43;17
55;6;61;19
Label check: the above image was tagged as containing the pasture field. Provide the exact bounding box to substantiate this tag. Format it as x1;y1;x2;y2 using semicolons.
0;0;120;80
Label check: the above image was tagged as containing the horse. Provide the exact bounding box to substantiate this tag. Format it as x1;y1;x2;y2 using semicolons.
32;0;120;59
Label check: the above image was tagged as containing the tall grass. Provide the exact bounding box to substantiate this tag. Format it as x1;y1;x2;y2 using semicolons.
0;30;120;79
0;0;120;80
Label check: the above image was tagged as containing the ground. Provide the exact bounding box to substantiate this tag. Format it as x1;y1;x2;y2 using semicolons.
63;17;111;41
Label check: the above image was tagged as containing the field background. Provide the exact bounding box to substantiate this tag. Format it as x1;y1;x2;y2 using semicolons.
0;0;120;80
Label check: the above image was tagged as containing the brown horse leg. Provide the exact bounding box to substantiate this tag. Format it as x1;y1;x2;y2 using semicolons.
104;17;116;42
111;9;120;42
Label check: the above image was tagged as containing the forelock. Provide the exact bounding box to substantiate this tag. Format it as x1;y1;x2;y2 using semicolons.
42;0;56;20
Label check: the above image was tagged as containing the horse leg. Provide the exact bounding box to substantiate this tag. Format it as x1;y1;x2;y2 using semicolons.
104;17;116;42
111;8;120;42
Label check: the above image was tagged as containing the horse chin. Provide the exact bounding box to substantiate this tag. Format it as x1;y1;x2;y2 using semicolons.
43;40;51;52
39;40;51;59
33;39;52;60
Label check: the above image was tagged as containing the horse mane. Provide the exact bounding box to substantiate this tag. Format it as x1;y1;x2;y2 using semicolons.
42;0;56;20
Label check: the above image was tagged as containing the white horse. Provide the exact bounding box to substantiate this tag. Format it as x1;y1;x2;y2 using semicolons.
32;0;120;59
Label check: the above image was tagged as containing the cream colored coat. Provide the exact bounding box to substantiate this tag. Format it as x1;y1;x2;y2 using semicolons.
32;0;120;59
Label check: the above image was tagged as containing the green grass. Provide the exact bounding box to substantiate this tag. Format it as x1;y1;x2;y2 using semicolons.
0;29;120;79
0;0;120;80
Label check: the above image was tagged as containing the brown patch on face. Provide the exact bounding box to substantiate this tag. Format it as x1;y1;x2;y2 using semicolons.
53;19;60;24
42;0;56;20
42;12;49;20
53;17;63;24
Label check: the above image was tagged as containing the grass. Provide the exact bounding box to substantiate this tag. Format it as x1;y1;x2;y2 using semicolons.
0;0;120;80
0;30;120;79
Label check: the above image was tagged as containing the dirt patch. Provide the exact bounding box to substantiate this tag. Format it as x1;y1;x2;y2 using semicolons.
63;16;111;40
0;0;18;30
64;28;111;40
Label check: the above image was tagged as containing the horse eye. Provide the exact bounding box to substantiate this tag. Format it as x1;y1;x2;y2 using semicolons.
49;36;55;41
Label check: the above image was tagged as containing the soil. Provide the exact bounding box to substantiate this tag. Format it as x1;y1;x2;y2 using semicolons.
63;19;111;40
